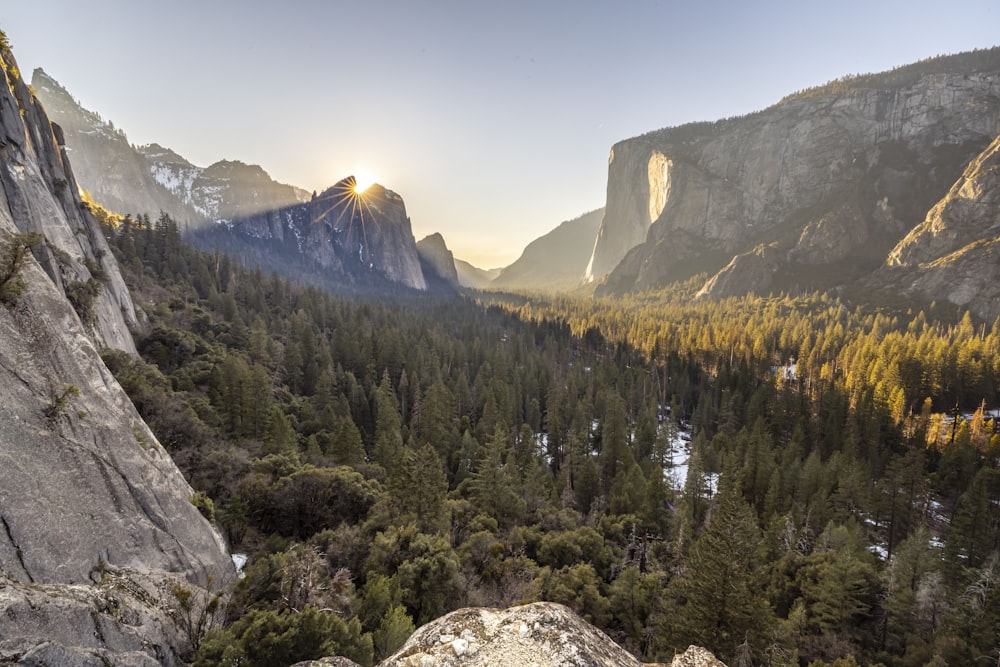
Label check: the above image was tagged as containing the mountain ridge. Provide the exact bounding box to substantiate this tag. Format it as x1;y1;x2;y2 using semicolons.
588;47;1000;312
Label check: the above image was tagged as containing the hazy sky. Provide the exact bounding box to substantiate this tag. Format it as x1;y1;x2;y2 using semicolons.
3;1;997;267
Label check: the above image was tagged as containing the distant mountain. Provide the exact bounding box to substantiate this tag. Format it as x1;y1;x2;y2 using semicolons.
454;259;501;288
491;208;603;291
32;69;308;228
188;177;428;290
31;68;199;224
34;69;436;291
417;232;460;288
589;48;1000;313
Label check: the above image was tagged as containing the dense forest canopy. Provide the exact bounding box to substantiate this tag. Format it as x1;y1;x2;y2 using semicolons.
91;202;1000;667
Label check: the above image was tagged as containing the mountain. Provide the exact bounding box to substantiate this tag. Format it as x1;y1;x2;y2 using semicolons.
31;68;201;224
32;68;308;228
455;258;501;288
491;208;604;291
417;232;460;288
1;38;233;662
188;177;429;290
139;143;310;224
875;132;1000;321
590;48;1000;305
35;69;439;292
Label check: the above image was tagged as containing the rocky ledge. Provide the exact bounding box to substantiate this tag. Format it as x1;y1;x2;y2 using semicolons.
295;602;726;667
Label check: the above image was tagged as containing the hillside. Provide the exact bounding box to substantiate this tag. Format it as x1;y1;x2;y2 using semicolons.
589;48;1000;317
491;208;604;291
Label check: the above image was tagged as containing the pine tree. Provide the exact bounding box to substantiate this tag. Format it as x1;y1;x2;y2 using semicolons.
660;485;773;663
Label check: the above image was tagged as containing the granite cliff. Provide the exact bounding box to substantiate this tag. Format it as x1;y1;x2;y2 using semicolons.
1;38;233;663
417;232;460;288
189;177;429;290
876;132;1000;321
590;48;1000;303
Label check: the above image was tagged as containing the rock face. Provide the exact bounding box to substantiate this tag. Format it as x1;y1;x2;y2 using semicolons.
695;244;782;300
1;41;233;662
33;69;308;227
377;602;723;667
300;604;727;667
590;49;1000;301
417;232;460;288
190;177;429;290
3;64;140;353
877;133;1000;321
493;208;604;291
0;568;210;666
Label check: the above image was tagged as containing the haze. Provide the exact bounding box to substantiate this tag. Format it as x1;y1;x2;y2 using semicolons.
3;0;996;267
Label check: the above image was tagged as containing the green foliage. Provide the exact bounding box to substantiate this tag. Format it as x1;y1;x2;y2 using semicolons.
194;606;373;667
189;491;215;523
95;207;1000;665
43;383;80;424
0;232;41;308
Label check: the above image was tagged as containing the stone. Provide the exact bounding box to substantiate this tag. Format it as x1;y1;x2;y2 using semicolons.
0;42;234;662
378;601;688;667
590;51;1000;298
417;232;461;288
877;133;1000;321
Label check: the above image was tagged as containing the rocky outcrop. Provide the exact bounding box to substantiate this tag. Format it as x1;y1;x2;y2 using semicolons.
190;177;429;290
382;602;642;666
592;49;1000;298
2;41;234;661
141;145;309;225
417;232;460;288
371;602;726;667
33;69;308;228
695;244;782;300
494;208;603;291
877;133;1000;321
0;568;214;666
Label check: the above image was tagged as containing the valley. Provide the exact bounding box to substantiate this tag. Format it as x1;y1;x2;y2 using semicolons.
2;24;1000;667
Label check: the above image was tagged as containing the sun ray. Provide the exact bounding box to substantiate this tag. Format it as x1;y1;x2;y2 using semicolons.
311;176;383;268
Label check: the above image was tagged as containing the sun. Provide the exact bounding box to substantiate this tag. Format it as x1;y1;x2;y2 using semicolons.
352;171;375;194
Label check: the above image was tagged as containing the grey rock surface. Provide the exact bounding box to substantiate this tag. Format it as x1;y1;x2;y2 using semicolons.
590;50;1000;299
0;568;216;666
877;133;1000;321
32;69;307;229
1;43;234;663
3;62;139;353
695;244;781;300
417;232;460;287
378;601;667;667
190;177;429;290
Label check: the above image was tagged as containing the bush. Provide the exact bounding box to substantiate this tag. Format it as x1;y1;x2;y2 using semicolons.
194;606;373;667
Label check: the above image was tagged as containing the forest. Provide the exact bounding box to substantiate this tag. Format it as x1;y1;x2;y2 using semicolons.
91;204;1000;667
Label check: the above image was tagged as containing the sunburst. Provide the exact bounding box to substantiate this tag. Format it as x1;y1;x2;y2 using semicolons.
313;175;381;265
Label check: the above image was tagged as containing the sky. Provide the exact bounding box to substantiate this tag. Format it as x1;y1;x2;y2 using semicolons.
3;1;997;267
